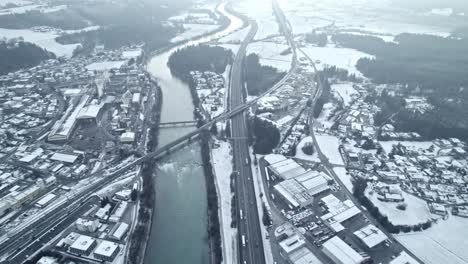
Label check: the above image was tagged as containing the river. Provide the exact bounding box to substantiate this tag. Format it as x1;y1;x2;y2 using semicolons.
144;3;243;264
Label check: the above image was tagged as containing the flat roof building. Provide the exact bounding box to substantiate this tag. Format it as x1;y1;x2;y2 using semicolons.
389;252;419;264
35;193;56;208
69;235;97;256
289;247;323;264
266;155;307;180
93;240;120;262
111;222;129;241
353;224;387;248
274;171;331;208
322;236;365;264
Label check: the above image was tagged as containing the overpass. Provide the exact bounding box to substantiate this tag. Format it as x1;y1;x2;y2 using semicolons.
159;120;198;128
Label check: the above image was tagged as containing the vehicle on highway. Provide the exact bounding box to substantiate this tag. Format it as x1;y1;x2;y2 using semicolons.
242;235;246;247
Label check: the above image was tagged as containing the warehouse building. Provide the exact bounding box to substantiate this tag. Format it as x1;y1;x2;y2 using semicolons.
322;236;366;264
111;222;129;241
321;194;361;229
289;247;323;264
35;193;56;208
389;252;419;264
265;154;307;180
93;240;120;262
353;225;387;248
69;235;97;256
274;171;331;208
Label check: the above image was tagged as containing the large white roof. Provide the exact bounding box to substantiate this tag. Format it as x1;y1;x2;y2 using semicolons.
50;152;79;163
70;235;95;252
353;224;387;248
322;236;364;264
94;240;119;257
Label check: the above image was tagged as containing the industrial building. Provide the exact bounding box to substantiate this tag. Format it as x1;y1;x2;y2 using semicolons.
321;194;361;231
288;247;323;264
274;171;331;208
111;222;129;241
109;201;128;223
69;235;97;256
75;218;100;233
353;225;387;248
93;240;120;262
35;193;56;208
389;252;419;264
322;236;366;264
265;154;307;180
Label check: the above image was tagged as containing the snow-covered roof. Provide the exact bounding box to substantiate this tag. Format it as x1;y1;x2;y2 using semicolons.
94;240;119;257
50;152;79;163
353;224;387;248
322;236;365;264
70;235;96;252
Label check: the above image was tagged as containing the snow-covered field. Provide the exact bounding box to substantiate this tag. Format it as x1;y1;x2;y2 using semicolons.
218;25;251;43
247;41;292;72
379;141;435;154
301;44;374;76
170;24;219;43
0;0;31;6
86;61;126;71
295;136;320;163
332;83;359;106
315;103;335;130
0;28;79;57
233;0;279;40
277;0;456;37
366;187;432;225
333;167;353;191
315;134;344;165
396;215;468;264
211;140;236;264
0;4;39;15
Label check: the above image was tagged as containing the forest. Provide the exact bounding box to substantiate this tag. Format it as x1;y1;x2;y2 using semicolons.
333;33;468;140
168;45;233;81
244;53;285;95
0;40;55;75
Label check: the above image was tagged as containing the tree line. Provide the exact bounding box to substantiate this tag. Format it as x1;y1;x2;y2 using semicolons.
353;178;432;234
168;45;233;82
0;40;55;75
244;53;286;95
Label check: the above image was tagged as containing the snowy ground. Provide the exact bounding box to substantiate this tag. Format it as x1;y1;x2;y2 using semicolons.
170;24;219;43
233;0;279;40
0;0;31;6
332;83;359;106
397;215;468;264
86;61;126;71
301;44;374;76
211;139;236;264
333;167;353;191
218;25;251;43
247;41;292;72
249;149;274;264
379;140;435;154
315;103;335;130
366;185;432;225
314;134;344;166
277;0;458;37
213;43;240;54
295;136;320;163
0;28;79;57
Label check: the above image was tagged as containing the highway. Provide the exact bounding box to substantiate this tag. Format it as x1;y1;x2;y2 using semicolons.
228;17;267;264
227;1;300;263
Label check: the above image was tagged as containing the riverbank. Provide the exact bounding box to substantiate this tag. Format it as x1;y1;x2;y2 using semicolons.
127;83;162;264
